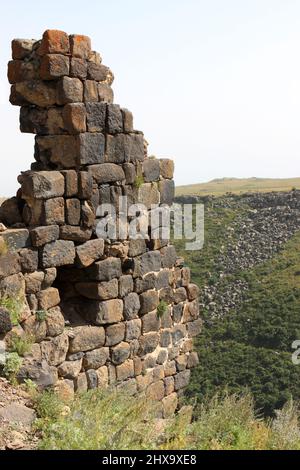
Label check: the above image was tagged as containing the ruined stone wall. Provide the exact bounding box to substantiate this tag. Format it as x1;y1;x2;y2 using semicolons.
0;30;201;417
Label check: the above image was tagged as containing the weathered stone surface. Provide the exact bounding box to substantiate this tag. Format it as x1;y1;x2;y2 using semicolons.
8;60;38;84
83;347;109;370
123;292;140;320
135;273;157;294
86;102;106;132
35;135;78;168
160;329;172;348
44;197;65;225
157;349;168;365
164;360;176;377
88;163;125;184
186;283;200;301
160;245;177;269
12;81;57;107
162;393;178;418
37;287;60;310
116;359;134;381
125;319;141;341
40;54;70;80
0;197;22;226
87;299;123;325
84;80;98;102
138;332;159;355
1;229;30;251
143;158;160;182
21;171;65;200
70;58;87;79
159;179;175;206
69;326;105;353
77;133;105;165
57;77;83;105
65;198;81;225
88;63;110;82
142;310;160;333
183;299;199;322
133;251;161;277
119;275;134;298
61;170;78;197
81;201;95;228
86;369;98;389
187;319;202;337
88;257;121;281
176;354;188;372
139;290;159;315
12;39;36;60
75;372;88;392
111;341;130;365
171;325;187;345
173;287;187;304
98;82;114;103
187;352;199;368
70;34;91;59
174;370;191;391
105;323;125;346
137;183;160;209
97;365;109;388
123;162;136;184
75;238;104;268
41;240;75;268
23;314;47;343
164;376;175;395
172;303;183;323
63;103;86;134
0;253;20;279
38;30;70;55
128;239;147;257
147;380;165;401
19;248;39;273
0;307;12;334
59;226;92;243
30;225;59;247
46;306;65;337
159;159;174;179
159;287;174;304
122;108;133;133
58;359;82;379
107;104;123;134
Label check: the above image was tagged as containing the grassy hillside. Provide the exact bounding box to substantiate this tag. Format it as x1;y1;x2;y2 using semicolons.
174;196;300;416
176;177;300;197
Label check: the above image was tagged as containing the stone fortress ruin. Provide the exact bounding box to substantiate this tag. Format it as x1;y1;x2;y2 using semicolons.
0;30;201;417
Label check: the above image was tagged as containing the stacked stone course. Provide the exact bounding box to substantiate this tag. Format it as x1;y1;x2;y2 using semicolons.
0;30;201;417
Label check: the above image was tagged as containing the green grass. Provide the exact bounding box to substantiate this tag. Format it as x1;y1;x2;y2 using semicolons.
176;177;300;197
0;295;24;326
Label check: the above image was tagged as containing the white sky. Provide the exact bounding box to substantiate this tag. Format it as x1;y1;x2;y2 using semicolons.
1;0;300;196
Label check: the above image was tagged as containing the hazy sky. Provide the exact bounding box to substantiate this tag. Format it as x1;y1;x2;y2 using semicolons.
1;0;300;196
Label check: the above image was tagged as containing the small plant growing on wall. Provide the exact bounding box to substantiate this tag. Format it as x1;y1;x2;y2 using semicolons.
157;300;168;319
36;310;47;323
134;175;144;189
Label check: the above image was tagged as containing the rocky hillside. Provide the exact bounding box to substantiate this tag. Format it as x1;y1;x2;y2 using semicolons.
175;190;300;415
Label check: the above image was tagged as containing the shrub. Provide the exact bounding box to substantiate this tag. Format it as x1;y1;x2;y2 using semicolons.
7;333;34;357
3;352;22;382
0;295;24;326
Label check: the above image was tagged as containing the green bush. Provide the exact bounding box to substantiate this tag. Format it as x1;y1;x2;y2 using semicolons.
3;352;22;382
